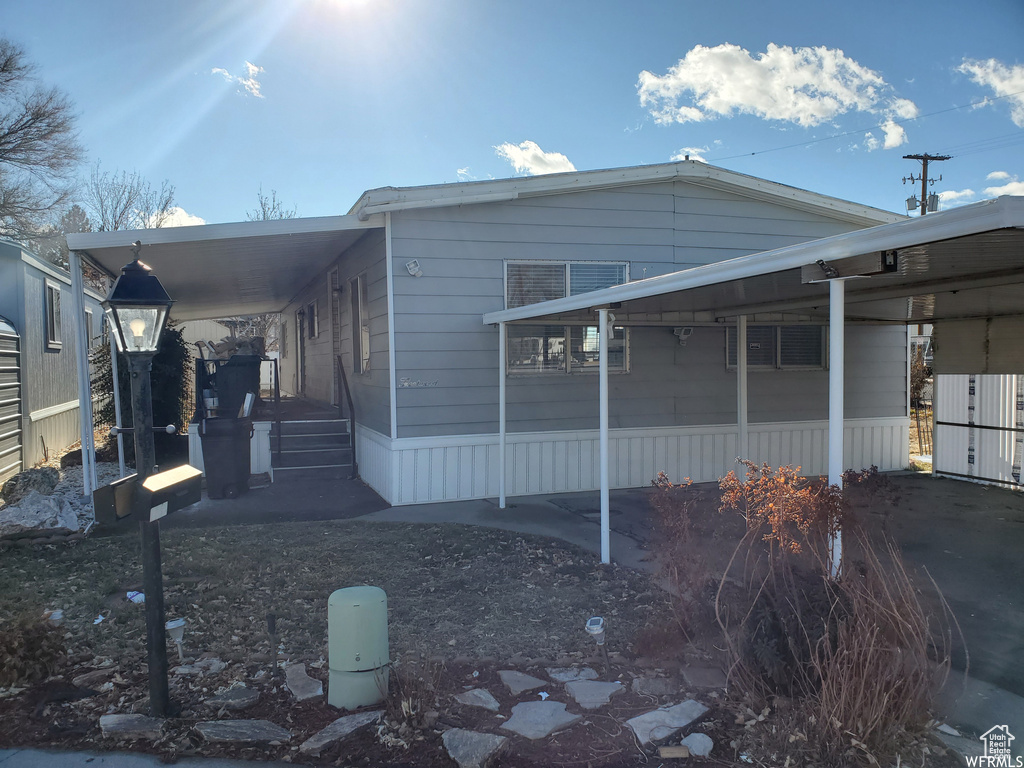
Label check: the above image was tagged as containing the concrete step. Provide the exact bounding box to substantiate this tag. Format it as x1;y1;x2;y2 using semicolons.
274;419;350;437
272;433;350;451
273;447;353;468
272;464;354;482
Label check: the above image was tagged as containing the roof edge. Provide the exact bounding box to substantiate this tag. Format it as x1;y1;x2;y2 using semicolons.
350;160;904;227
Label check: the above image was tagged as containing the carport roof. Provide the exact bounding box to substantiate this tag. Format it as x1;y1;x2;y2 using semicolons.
66;214;384;322
483;195;1024;326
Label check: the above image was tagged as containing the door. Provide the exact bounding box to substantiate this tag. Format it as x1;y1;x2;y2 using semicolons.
295;310;306;396
330;269;341;405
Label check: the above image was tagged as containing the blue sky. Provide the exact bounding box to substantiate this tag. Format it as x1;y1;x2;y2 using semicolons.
4;0;1023;225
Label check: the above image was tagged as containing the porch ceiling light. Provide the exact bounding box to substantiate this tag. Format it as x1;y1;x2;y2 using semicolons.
102;242;174;355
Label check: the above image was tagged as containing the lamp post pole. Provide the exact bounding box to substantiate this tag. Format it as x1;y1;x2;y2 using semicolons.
128;352;170;717
103;243;175;718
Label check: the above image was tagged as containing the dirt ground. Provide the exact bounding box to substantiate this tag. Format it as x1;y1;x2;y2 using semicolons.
0;468;998;766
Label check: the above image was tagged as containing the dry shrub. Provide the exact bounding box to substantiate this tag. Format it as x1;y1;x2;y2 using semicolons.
716;463;956;766
0;611;66;687
377;659;443;749
648;472;716;644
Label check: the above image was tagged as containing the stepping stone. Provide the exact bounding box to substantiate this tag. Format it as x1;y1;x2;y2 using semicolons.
442;728;508;768
500;701;581;740
631;677;678;697
205;684;259;711
285;663;323;701
195;719;292;744
565;680;623;710
681;732;714;757
73;669;114;688
681;666;727;688
454;688;501;712
626;700;708;744
174;657;226;676
546;666;598;683
498;670;546;696
299;710;382;756
99;714;163;740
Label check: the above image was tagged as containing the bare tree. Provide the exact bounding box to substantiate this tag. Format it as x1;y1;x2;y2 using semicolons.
0;38;84;240
247;186;296;221
29;203;91;269
85;162;176;231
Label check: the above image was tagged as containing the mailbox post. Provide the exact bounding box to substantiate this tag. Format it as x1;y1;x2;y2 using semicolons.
101;244;175;717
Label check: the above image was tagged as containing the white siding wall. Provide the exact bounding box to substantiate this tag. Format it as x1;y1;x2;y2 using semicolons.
358;417;909;505
389;181;898;439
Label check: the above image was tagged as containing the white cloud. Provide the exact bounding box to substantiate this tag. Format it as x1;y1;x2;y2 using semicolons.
155;207;207;228
938;188;976;206
985;179;1024;197
957;58;1024;127
987;170;1011;181
670;146;709;162
211;61;265;98
637;43;917;146
457;167;475;182
494;141;576;175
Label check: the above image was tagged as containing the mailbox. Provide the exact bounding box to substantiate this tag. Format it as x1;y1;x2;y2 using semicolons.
93;465;203;525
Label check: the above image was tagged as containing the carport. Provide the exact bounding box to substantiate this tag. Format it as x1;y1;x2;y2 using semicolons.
65;214;385;496
484;195;1024;571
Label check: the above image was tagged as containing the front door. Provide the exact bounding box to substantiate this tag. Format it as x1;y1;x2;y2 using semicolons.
330;269;341;405
296;310;306;396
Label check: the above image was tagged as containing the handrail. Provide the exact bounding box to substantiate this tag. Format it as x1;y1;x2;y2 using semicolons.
336;354;358;479
273;357;282;469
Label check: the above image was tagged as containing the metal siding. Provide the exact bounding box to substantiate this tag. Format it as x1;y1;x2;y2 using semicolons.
935;374;1021;487
389;182;901;439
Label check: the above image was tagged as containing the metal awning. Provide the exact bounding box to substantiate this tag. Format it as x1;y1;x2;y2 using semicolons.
67;214;385;321
483;196;1024;326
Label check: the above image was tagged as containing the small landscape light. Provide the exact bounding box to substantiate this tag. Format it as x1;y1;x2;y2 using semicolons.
586;616;606;645
165;618;186;662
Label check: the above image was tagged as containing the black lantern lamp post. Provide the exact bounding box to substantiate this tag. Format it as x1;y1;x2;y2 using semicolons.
102;241;175;717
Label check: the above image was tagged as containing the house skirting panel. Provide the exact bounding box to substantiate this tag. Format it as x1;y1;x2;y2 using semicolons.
187;421;274;476
357;417;910;506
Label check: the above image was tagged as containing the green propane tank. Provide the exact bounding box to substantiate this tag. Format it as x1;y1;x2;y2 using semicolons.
327;586;389;709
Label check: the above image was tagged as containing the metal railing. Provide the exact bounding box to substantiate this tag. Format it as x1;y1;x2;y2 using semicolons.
336;354;358;479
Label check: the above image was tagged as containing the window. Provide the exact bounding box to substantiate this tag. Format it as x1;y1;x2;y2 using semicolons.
45;281;61;350
306;300;319;338
505;261;628;374
727;325;826;370
351;274;370;374
84;309;94;349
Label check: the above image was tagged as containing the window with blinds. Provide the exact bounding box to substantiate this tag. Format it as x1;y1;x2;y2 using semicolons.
504;261;629;374
727;325;826;370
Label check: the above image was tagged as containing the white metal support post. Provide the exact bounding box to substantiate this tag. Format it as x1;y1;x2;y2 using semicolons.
69;251;96;497
498;322;507;509
108;329;127;478
598;308;610;564
828;279;846;579
737;316;748;479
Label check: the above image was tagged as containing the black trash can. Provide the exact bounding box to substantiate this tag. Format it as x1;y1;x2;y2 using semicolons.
199;417;253;499
217;355;262;418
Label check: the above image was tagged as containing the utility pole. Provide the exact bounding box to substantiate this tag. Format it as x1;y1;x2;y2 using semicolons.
903;153;951;216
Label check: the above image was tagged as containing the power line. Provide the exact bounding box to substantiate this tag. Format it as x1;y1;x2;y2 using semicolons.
706;89;1024;164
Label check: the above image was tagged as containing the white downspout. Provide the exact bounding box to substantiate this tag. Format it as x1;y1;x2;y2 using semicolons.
828;279;846;579
598;308;610;564
68;251;96;497
737;316;748;478
498;321;507;509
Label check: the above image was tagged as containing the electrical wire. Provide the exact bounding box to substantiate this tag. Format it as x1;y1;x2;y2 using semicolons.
706;89;1024;163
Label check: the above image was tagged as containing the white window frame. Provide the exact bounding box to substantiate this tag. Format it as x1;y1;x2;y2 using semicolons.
503;261;629;375
45;280;62;351
350;274;370;374
306;300;319;339
726;324;828;371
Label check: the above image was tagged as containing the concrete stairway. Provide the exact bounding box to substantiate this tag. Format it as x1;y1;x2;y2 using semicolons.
270;419;352;481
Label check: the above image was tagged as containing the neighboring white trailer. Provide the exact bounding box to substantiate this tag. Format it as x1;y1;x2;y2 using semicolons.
934;374;1023;489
